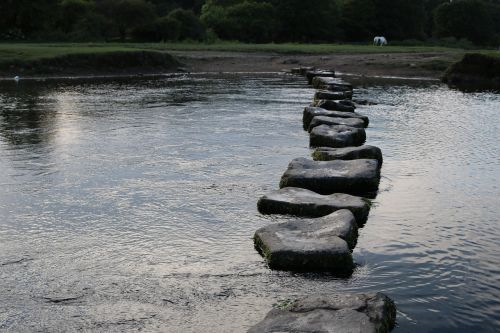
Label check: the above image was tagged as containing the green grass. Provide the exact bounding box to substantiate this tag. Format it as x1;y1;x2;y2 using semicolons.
0;42;478;61
0;41;497;70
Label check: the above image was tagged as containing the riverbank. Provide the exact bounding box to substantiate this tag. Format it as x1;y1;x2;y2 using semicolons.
1;42;496;79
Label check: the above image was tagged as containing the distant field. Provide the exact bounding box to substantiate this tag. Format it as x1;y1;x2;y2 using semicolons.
1;42;496;63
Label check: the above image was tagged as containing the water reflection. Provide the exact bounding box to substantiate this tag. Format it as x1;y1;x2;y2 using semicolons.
0;74;499;332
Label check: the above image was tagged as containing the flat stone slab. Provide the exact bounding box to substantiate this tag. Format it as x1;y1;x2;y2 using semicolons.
310;124;366;148
303;107;369;129
315;90;353;101
313;145;383;166
280;158;380;197
291;66;315;75
254;210;357;272
257;187;371;224
306;70;336;84
314;99;356;112
309;116;366;131
248;293;397;333
312;77;354;92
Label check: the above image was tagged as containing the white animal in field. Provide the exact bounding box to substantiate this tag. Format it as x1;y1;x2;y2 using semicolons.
373;36;387;46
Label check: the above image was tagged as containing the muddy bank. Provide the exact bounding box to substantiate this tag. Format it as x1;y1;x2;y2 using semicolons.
169;50;458;78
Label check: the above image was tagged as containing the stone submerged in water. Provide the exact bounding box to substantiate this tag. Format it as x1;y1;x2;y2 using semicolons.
309;115;366;131
314;99;356;112
257;187;371;224
254;210;357;272
313;145;383;166
280;158;380;197
303;107;369;129
306;70;336;84
312;77;354;92
315;90;353;101
310;124;366;148
248;292;397;333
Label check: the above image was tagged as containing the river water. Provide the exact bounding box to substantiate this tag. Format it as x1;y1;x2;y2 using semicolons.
0;73;498;332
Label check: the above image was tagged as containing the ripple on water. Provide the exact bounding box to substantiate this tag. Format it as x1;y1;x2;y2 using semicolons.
0;74;499;332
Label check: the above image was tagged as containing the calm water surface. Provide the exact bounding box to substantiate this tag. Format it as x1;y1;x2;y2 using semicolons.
0;73;499;332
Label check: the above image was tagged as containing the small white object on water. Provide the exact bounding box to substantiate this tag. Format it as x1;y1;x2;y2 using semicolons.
14;76;20;81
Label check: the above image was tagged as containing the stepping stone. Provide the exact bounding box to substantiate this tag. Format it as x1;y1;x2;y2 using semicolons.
309;116;366;131
313;145;383;166
299;66;315;75
254;210;357;272
315;90;353;101
248;292;397;333
306;70;336;84
312;77;353;91
303;107;369;129
290;66;315;75
314;99;356;112
310;124;366;148
279;158;380;197
257;187;371;224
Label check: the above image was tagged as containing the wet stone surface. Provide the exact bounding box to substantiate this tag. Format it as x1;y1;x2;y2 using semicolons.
314;99;356;112
314;90;353;101
248;292;397;333
312;145;383;167
257;187;371;225
303;107;369;129
253;210;357;272
311;77;354;92
310;124;366;148
306;70;336;85
309;115;366;131
279;158;380;197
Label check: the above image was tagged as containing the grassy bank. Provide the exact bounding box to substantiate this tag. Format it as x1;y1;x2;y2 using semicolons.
0;45;180;76
0;42;497;77
2;42;497;62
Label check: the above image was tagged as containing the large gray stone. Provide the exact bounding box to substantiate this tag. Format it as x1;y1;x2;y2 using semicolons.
307;70;336;84
248;293;397;333
309;116;366;131
313;145;383;167
303;107;369;129
254;210;357;272
312;77;354;92
280;158;380;197
310;124;366;148
315;90;353;101
257;187;371;224
315;99;356;112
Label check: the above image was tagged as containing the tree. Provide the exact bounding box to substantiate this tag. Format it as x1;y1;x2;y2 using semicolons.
0;0;60;39
201;0;277;42
434;0;496;45
372;0;426;40
339;0;377;41
96;0;156;40
58;0;93;34
271;0;340;42
167;8;205;40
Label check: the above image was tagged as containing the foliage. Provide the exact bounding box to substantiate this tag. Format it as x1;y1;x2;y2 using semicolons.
0;0;499;46
434;0;499;46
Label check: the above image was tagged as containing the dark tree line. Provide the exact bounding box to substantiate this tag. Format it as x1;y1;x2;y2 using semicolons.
1;0;499;46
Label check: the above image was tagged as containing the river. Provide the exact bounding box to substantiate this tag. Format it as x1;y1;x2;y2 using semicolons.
0;73;499;332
